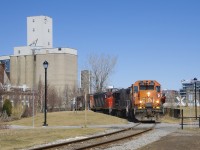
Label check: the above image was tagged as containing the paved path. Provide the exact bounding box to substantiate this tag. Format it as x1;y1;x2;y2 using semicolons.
9;122;136;129
139;129;200;150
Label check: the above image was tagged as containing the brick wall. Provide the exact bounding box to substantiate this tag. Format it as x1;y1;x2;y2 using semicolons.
0;64;5;84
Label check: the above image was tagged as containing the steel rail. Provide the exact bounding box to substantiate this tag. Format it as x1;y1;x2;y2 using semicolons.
30;123;141;150
75;123;156;150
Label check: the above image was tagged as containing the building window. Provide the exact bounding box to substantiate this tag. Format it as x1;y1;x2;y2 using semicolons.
33;19;35;22
18;50;20;54
44;17;47;24
33;28;35;32
48;42;50;45
58;48;61;51
48;29;50;32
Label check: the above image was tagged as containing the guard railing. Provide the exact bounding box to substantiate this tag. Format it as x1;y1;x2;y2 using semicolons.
180;109;200;130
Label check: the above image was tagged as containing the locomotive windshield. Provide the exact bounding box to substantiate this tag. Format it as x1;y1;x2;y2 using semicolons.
134;86;138;93
139;85;154;90
156;86;160;92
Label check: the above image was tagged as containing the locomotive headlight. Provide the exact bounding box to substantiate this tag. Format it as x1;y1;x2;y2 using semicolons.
156;100;159;104
147;92;150;97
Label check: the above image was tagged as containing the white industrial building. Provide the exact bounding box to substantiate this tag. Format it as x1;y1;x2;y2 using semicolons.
27;16;53;48
1;16;78;95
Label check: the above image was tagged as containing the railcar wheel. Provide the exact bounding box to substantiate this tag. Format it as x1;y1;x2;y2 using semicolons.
116;111;122;117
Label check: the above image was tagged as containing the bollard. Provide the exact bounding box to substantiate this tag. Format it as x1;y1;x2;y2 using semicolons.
199;116;200;128
181;109;183;130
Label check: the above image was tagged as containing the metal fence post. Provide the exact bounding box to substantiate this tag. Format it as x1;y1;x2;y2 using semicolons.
199;116;200;128
181;109;183;130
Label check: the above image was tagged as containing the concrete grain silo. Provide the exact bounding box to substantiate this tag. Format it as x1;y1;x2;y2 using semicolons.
9;16;78;95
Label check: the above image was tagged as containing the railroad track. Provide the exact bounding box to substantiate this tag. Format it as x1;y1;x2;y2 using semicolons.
31;123;156;150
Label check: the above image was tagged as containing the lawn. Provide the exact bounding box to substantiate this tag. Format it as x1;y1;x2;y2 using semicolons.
179;106;200;117
5;108;199;149
161;106;200;124
8;110;127;127
0;110;128;150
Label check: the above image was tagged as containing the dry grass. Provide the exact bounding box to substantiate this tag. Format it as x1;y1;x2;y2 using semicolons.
6;108;198;149
161;106;200;124
0;128;105;150
1;110;128;150
161;115;180;124
8;110;127;127
179;106;200;117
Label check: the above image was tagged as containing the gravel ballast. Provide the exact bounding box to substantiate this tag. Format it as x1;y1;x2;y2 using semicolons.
105;123;179;150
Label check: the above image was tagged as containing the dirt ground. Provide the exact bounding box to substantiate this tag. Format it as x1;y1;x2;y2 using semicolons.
138;129;200;150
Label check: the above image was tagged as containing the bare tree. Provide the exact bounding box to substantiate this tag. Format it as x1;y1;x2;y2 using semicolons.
0;84;3;95
57;94;62;111
80;70;91;110
36;79;44;112
12;89;21;106
0;84;4;111
63;84;79;110
48;86;58;112
10;89;26;119
88;54;117;93
81;70;90;95
71;85;79;99
63;85;72;110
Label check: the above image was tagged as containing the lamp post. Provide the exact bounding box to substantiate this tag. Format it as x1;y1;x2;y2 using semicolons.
194;77;197;120
199;88;200;116
198;86;200;117
43;60;48;126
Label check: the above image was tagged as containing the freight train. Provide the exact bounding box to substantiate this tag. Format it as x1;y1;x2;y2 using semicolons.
90;80;166;121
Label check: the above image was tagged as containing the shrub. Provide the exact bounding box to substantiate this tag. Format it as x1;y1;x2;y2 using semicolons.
2;99;12;116
12;104;25;120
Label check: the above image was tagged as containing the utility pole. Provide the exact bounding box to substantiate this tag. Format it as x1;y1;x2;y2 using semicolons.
194;78;197;120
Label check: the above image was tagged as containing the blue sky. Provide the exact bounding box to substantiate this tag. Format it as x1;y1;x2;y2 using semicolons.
0;0;200;90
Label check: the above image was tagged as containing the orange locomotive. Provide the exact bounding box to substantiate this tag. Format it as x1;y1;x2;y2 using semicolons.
131;80;165;121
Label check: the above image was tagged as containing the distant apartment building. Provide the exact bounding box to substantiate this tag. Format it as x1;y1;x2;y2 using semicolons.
162;90;179;103
179;79;200;105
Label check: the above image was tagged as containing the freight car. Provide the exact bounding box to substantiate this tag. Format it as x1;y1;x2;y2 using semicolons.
91;88;117;114
112;88;132;117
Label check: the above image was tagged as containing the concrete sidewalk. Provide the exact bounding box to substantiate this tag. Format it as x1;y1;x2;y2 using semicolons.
9;122;136;129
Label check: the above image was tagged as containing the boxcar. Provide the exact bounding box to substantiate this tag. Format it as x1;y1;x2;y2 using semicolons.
112;88;132;117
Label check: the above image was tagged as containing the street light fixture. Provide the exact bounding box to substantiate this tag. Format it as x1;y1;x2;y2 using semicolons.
43;60;48;126
194;77;197;120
